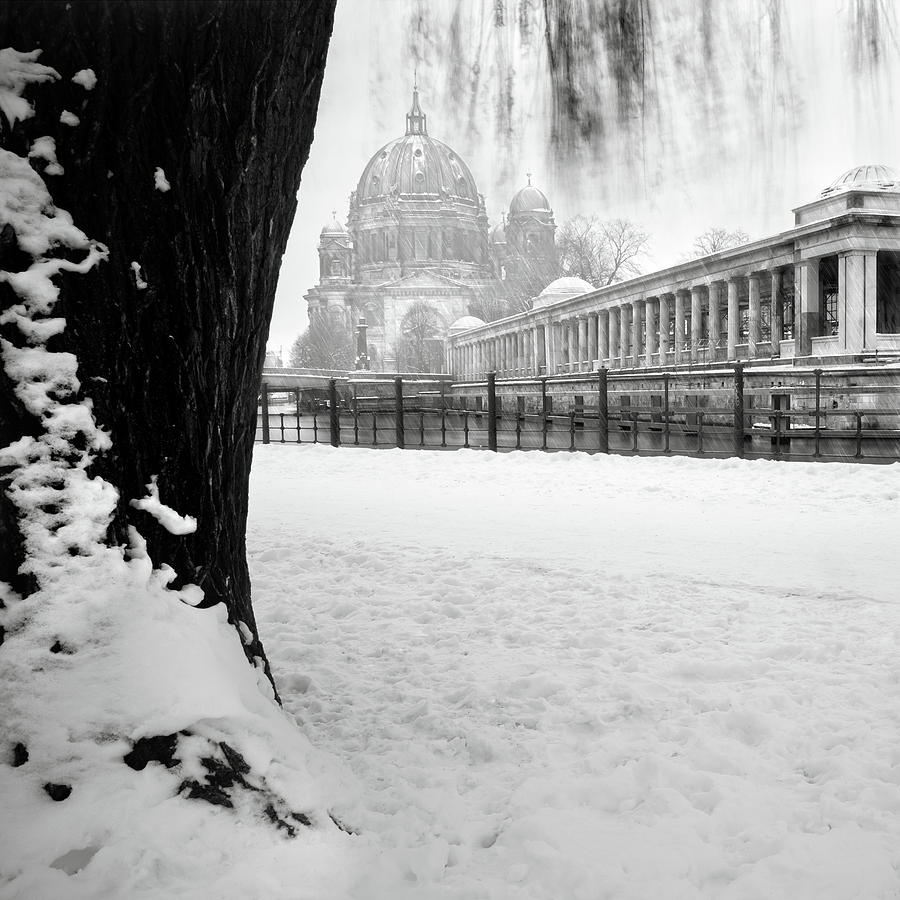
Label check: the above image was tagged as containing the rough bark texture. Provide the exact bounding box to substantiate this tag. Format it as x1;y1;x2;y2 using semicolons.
0;0;335;680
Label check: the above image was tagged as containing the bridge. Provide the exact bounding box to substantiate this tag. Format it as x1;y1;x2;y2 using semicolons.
260;367;346;390
260;367;455;393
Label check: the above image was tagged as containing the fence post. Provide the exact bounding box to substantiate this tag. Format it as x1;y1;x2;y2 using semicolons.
261;381;270;444
733;362;745;458
328;378;340;447
814;368;822;458
394;376;405;449
487;372;498;452
597;367;609;453
352;384;359;446
541;377;548;451
440;381;447;448
663;373;670;454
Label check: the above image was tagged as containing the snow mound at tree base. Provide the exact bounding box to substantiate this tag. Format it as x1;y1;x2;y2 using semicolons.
0;550;363;900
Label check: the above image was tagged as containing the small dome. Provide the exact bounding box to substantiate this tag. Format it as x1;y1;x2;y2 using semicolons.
510;184;551;215
449;315;486;333
321;215;347;235
532;276;595;310
490;222;507;244
821;164;900;196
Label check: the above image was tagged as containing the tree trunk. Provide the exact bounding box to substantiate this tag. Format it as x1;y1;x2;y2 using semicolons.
0;0;335;685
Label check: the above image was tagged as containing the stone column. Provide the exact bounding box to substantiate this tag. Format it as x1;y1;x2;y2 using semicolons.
609;308;619;369
620;304;630;365
645;298;657;365
708;283;720;360
599;310;609;363
587;314;598;367
674;291;686;364
578;316;589;371
690;287;702;362
839;250;878;353
544;321;553;372
631;299;642;367
532;327;541;375
658;294;670;360
771;270;782;355
795;259;819;357
748;274;761;357
727;278;739;359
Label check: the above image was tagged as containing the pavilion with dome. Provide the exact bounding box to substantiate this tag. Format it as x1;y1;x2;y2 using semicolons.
303;89;559;372
447;164;900;379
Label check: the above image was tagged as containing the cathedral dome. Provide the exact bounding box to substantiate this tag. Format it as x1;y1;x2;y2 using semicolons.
490;222;507;244
821;164;899;196
356;90;480;205
510;182;552;215
532;276;595;310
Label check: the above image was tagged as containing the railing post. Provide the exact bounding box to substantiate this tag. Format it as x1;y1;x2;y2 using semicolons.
663;373;670;454
855;411;863;459
440;381;447;448
733;362;745;459
487;372;498;452
541;377;548;451
352;384;359;446
261;381;270;444
295;389;302;443
814;368;822;459
328;378;340;447
597;367;608;454
394;376;405;449
569;411;576;451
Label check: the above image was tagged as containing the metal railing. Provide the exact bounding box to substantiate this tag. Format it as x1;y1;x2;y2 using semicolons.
257;367;900;463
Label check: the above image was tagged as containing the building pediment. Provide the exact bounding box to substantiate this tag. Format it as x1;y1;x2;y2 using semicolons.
375;270;473;292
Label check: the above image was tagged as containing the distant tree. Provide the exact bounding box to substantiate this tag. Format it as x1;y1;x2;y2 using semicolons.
289;317;355;370
692;226;750;257
395;301;444;372
557;216;649;286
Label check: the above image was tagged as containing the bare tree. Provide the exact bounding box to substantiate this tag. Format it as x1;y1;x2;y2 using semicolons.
396;301;444;372
557;215;649;286
290;318;355;369
692;226;750;257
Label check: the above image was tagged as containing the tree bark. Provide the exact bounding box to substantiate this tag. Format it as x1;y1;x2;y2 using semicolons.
0;0;336;682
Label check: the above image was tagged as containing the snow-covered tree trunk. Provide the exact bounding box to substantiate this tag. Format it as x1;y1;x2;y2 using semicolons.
0;4;350;869
0;0;335;683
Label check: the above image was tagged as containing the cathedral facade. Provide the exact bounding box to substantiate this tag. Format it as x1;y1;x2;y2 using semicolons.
303;90;558;372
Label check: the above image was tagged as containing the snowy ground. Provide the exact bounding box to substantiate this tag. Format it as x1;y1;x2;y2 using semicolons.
249;445;900;899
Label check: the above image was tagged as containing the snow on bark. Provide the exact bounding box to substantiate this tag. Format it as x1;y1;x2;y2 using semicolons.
153;166;170;192
0;48;58;128
130;475;197;535
70;67;96;90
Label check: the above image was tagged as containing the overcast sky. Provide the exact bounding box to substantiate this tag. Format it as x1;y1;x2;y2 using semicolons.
267;0;900;358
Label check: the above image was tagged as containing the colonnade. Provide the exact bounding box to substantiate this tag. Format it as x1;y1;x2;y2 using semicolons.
450;268;799;379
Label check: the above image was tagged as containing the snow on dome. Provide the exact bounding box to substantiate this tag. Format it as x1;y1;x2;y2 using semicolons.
355;91;480;204
509;184;551;215
821;164;900;196
320;215;347;235
532;276;595;310
450;315;486;333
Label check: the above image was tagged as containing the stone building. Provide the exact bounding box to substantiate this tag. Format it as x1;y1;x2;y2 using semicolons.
303;90;558;371
447;165;900;378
